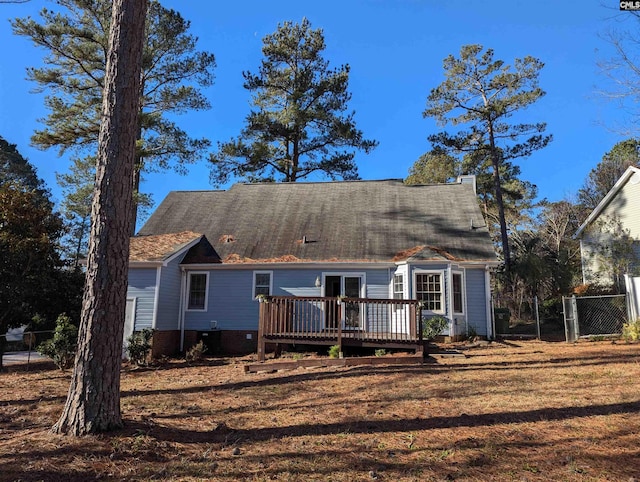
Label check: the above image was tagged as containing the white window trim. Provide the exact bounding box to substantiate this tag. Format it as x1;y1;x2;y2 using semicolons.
186;271;209;312
392;273;405;299
253;270;273;300
452;270;465;315
413;269;446;315
320;272;367;298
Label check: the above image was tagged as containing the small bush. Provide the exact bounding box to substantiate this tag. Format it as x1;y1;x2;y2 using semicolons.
374;349;386;357
186;340;207;362
328;344;341;358
466;325;478;340
126;329;154;366
622;319;640;341
37;313;78;370
422;315;448;340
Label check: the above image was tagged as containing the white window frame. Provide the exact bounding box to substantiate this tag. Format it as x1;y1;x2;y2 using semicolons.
413;269;445;315
320;272;367;298
253;270;273;300
452;270;465;315
392;273;405;300
186;271;209;312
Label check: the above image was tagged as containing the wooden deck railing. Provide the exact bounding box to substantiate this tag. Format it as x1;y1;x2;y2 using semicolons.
257;296;423;361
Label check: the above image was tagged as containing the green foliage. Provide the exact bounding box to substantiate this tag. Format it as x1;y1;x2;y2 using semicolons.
185;340;207;362
328;344;341;358
126;329;154;366
422;315;448;340
405;148;457;185
622;319;640;341
374;349;386;357
466;325;478;340
540;298;562;322
578;139;640;210
12;0;215;230
210;18;377;185
37;314;78;370
424;44;551;271
0;138;69;336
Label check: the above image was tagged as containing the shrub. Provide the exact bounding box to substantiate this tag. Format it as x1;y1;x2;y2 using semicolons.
328;344;341;358
126;329;154;366
466;325;478;340
622;319;640;341
37;313;78;370
374;349;386;357
422;315;448;340
186;340;207;362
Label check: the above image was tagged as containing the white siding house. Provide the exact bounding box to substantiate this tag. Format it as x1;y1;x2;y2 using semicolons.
576;166;640;287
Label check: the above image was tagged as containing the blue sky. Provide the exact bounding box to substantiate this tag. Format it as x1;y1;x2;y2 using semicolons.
0;0;634;229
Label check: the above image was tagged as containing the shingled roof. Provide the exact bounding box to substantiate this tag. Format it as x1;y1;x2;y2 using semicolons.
129;231;202;262
137;179;497;264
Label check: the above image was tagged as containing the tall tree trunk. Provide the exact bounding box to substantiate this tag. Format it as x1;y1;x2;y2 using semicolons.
52;0;148;436
487;124;511;273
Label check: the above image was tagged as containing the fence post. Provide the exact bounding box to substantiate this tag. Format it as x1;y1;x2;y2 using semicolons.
571;295;579;340
534;296;541;340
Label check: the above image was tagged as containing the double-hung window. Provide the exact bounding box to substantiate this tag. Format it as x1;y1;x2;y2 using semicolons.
452;272;464;314
253;271;272;299
393;274;404;299
187;272;208;311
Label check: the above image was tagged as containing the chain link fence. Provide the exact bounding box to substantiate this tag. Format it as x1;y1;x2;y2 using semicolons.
492;296;567;341
563;294;628;342
1;330;54;368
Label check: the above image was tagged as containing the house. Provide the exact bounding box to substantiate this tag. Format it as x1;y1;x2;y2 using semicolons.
575;166;640;287
126;177;499;357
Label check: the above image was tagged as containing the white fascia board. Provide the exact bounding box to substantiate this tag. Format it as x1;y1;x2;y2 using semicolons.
180;261;397;271
575;166;640;239
404;259;499;269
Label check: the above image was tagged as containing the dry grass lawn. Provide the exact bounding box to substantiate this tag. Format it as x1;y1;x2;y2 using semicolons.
1;340;640;481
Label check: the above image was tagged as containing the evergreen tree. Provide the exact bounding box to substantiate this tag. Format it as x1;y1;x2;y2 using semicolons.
12;0;215;230
405;147;458;185
578;138;640;210
0;136;68;370
424;44;551;272
210;18;377;185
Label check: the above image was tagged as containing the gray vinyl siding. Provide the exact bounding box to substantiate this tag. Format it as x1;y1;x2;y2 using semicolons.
127;268;157;331
155;257;183;331
465;268;488;336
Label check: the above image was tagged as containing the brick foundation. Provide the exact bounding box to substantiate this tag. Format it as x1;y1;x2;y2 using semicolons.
151;330;180;357
220;330;258;355
181;330;258;356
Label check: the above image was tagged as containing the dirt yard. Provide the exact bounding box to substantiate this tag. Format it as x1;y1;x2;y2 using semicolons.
1;340;639;481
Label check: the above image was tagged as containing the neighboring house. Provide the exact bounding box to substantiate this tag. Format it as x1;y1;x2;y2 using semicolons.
575;166;640;287
127;177;499;357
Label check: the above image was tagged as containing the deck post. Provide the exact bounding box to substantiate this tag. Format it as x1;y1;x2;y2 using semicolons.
257;299;266;362
337;300;343;357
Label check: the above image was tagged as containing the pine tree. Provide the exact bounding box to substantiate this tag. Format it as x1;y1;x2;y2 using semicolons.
12;0;215;230
210;18;376;185
52;0;148;435
424;44;551;272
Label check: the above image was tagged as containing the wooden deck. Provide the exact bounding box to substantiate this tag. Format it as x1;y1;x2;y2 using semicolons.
257;296;425;362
